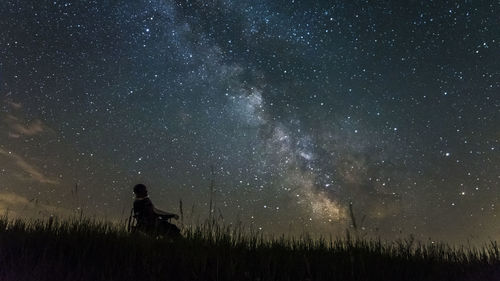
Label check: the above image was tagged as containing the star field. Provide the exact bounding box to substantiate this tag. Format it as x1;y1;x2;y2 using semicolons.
0;0;498;243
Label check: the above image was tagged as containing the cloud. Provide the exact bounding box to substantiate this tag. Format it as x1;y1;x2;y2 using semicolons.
2;99;48;138
11;119;45;136
0;148;59;185
4;115;45;137
0;192;65;218
5;100;22;110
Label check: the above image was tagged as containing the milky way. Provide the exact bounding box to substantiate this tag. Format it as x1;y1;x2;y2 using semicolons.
0;0;499;243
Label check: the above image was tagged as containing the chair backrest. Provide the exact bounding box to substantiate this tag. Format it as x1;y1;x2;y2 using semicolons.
127;207;136;232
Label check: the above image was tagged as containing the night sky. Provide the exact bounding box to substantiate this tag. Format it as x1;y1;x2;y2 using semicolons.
0;0;498;243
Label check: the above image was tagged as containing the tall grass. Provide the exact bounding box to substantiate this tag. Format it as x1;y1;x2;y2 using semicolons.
0;216;499;281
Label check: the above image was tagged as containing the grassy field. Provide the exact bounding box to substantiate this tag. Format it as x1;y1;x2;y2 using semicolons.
0;217;499;281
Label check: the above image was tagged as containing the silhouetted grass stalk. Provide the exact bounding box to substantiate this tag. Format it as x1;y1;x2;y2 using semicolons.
0;216;499;281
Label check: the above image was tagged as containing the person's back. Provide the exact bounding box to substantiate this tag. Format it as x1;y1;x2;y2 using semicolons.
132;183;181;238
133;195;156;231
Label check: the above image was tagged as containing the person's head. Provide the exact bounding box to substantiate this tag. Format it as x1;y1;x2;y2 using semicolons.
133;184;148;198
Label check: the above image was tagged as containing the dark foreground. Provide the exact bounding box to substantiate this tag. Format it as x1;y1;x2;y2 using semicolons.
0;218;499;281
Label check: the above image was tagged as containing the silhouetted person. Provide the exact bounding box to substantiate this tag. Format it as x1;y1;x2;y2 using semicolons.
132;184;181;238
